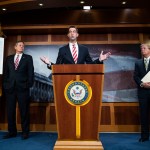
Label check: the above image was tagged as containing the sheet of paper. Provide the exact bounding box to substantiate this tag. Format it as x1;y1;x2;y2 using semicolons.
141;71;150;82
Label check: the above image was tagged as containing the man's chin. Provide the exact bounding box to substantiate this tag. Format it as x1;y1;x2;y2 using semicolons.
70;37;76;40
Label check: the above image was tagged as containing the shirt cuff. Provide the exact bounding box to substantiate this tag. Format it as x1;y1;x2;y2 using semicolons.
99;58;102;62
47;62;51;67
140;83;144;87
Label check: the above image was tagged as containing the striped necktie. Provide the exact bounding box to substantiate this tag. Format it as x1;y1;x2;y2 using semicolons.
15;54;19;70
72;44;78;64
144;58;149;71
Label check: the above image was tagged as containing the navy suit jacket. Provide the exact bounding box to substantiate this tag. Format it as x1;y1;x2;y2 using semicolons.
134;58;150;98
3;53;34;90
51;44;102;65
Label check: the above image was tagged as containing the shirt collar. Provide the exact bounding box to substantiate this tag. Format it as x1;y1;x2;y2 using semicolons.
69;42;77;47
144;56;150;61
15;53;23;57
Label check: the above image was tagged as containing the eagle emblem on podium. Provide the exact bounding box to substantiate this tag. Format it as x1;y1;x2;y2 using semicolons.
64;80;92;106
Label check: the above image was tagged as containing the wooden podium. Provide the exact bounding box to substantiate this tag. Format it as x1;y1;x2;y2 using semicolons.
52;64;104;150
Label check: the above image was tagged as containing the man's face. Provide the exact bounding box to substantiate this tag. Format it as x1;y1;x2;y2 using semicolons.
15;42;24;53
141;44;150;57
67;27;79;42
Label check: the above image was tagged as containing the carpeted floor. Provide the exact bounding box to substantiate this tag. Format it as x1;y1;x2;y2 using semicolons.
0;132;150;150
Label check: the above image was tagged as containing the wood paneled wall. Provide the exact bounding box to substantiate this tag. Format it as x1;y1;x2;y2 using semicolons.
0;30;150;132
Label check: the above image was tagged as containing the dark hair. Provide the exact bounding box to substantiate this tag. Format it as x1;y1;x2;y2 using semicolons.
68;26;78;33
15;40;24;46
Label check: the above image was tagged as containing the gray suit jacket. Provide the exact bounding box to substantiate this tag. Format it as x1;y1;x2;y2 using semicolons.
134;58;150;98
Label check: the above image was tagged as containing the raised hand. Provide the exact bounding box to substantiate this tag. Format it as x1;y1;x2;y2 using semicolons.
40;56;50;65
99;51;111;61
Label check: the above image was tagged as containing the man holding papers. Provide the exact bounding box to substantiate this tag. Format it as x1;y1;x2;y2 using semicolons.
134;41;150;142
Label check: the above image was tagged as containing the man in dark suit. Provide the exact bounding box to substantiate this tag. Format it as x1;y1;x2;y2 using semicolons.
40;26;111;67
134;42;150;142
3;41;34;140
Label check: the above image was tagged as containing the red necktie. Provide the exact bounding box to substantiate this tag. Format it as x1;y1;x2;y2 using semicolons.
72;44;78;63
15;54;19;70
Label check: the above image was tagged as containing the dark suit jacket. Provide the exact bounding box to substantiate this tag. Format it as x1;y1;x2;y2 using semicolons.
134;58;150;98
50;44;102;67
3;53;34;90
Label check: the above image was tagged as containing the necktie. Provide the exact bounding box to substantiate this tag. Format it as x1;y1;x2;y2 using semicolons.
15;54;19;70
144;58;149;71
72;44;78;63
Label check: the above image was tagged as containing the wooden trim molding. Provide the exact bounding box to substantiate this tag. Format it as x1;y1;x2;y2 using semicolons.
2;24;150;30
0;0;34;6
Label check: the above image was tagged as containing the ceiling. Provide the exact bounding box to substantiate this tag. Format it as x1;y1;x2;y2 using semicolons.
0;0;149;14
0;0;150;35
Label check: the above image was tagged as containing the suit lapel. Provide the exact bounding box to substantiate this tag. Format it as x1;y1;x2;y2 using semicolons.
65;44;75;63
146;58;150;72
17;53;25;70
10;55;15;69
77;44;82;64
142;59;147;73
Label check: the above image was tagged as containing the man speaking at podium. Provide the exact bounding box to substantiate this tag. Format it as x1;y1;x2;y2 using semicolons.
40;26;111;67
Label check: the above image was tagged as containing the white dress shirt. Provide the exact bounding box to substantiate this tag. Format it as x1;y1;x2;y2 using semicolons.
14;53;23;63
69;42;79;59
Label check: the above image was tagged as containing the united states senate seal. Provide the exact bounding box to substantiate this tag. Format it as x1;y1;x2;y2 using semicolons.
64;80;92;106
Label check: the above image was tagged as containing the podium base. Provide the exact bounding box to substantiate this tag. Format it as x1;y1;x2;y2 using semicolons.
53;140;104;150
